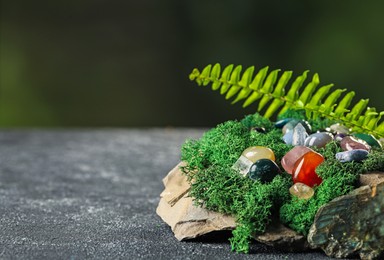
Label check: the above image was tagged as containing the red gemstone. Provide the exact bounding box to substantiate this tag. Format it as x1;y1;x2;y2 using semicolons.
292;151;324;187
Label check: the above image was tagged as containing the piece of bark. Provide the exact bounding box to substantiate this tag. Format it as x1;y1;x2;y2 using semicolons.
308;181;384;260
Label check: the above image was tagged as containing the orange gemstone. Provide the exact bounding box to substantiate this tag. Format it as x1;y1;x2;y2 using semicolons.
292;151;324;187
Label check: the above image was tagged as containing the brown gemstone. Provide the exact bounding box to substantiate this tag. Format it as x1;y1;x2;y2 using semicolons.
340;136;371;151
289;182;315;200
281;146;313;174
292;151;324;187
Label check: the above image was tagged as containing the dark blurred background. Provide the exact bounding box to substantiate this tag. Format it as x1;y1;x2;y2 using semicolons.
1;0;384;127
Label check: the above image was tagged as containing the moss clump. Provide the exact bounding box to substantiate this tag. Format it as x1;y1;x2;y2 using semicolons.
181;120;250;176
241;113;274;131
277;109;306;121
180;112;384;253
187;165;291;253
181;114;291;253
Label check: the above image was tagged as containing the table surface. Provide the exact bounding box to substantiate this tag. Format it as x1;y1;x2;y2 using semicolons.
0;129;333;259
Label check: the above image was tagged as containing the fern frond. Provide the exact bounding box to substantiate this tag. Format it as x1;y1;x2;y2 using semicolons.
189;63;384;138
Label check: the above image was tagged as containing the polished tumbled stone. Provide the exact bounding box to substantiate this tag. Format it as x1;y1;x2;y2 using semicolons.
289;182;315;200
251;127;266;133
282;131;294;145
282;120;311;134
242;146;276;162
292;123;308;146
304;132;333;148
334;133;347;142
340;136;371;151
275;118;293;128
281;146;313;174
292;151;324;187
282;120;300;134
353;133;382;148
232;146;276;176
335;149;369;163
248;159;281;183
328;124;350;134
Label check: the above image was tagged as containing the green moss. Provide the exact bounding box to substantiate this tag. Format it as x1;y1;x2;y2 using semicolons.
188;164;291;253
180;112;384;253
241;113;274;131
277;109;306;121
181;120;250;179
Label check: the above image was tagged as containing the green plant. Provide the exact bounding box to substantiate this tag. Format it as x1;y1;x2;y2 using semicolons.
180;115;384;253
189;63;384;138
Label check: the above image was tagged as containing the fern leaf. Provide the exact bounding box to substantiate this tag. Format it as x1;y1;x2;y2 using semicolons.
219;64;234;94
189;63;384;138
257;69;280;111
298;73;320;105
225;65;242;99
333;91;355;117
323;89;346;111
280;70;309;114
240;66;269;107
211;63;222;90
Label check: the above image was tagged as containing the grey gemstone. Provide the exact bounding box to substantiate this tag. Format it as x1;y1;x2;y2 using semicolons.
283;130;294;145
304;132;333;148
335;149;369;163
292;123;309;146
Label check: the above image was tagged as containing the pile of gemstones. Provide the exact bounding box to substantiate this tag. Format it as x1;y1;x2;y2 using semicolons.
232;118;384;200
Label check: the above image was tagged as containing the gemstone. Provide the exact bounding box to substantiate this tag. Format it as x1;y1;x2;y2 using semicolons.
248;159;281;183
251;127;266;133
242;146;276;162
289;182;315;200
328;124;350;134
282;120;311;134
281;146;313;174
232;146;275;176
282;131;294;145
282;119;300;134
292;151;324;187
334;133;347;142
353;133;382;149
335;149;369;163
275;118;293;128
304;132;333;148
292;123;309;146
340;136;371;151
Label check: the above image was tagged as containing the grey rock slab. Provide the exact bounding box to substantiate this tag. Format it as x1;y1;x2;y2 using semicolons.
0;129;330;259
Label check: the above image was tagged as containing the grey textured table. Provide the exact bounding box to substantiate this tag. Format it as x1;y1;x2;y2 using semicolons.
0;129;332;259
